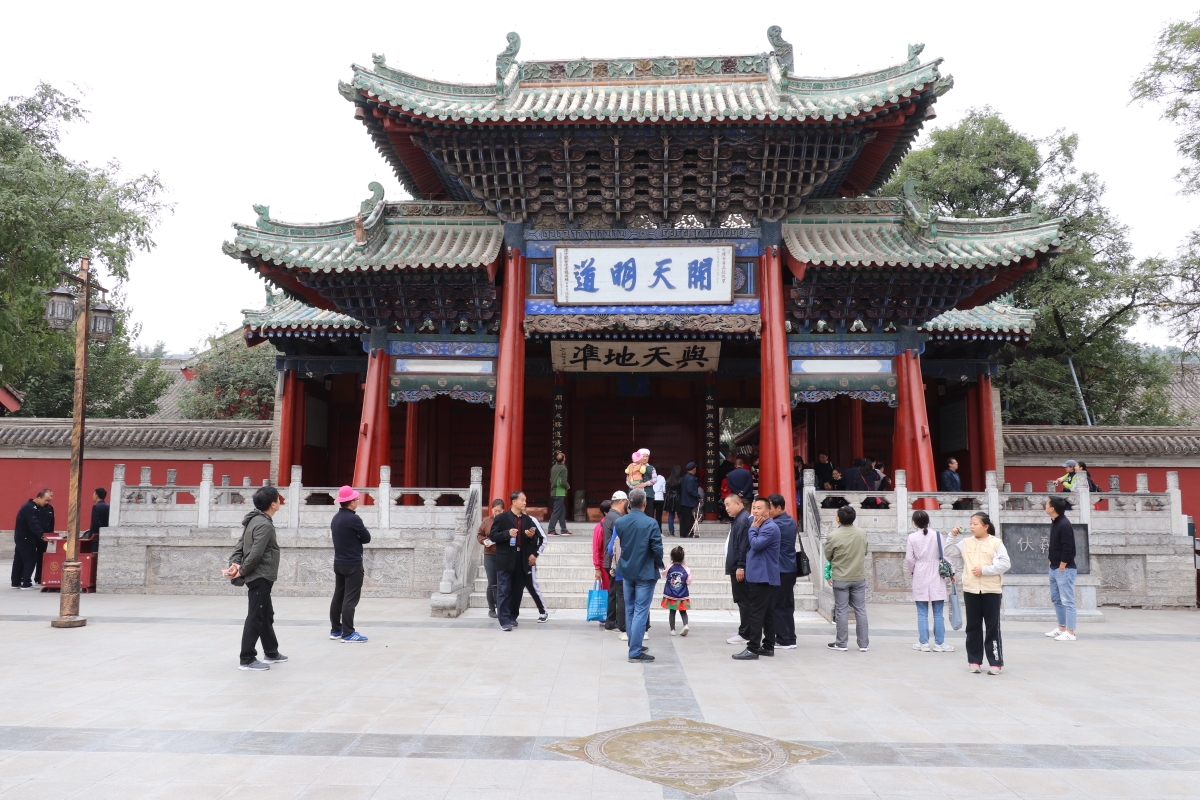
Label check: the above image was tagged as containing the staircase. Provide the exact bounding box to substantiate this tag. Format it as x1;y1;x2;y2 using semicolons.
468;531;817;611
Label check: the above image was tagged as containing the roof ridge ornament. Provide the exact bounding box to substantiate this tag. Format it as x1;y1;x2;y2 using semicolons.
496;32;521;95
253;204;271;231
900;179;935;238
360;181;385;215
907;43;925;64
767;26;794;73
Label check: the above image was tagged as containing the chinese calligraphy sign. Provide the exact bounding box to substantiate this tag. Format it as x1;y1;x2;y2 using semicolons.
1000;523;1090;575
550;341;722;373
555;245;733;305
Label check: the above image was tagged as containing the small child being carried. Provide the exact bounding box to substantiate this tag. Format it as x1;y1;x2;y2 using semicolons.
661;545;691;636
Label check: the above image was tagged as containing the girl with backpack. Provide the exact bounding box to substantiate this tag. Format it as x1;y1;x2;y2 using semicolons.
660;546;692;636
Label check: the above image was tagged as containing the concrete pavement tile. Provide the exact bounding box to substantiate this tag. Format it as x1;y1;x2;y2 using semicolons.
0;779;99;799
295;785;378;800
64;779;170;799
381;758;463;787
220;784;308;800
0;750;68;778
985;768;1088;797
450;759;528;789
240;755;335;785
364;716;435;735
790;765;876;795
150;782;232;799
313;756;401;785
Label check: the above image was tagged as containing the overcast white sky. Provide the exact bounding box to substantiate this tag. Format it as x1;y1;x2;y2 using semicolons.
3;0;1197;352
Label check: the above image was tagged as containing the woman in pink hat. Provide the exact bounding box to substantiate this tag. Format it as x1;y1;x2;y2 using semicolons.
330;485;372;642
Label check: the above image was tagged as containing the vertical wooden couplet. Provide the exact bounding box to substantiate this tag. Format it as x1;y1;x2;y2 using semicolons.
352;345;391;488
403;401;420;505
758;246;796;519
551;371;565;457
703;372;719;519
490;247;526;503
53;258;91;628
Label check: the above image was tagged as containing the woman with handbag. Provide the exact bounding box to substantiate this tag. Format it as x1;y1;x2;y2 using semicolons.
904;510;954;653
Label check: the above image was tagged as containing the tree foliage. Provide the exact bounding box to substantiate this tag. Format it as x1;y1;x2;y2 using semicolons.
1133;15;1200;352
880;109;1179;425
0;83;171;414
179;333;277;420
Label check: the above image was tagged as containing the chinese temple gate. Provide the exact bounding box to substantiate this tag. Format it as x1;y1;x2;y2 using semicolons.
225;29;1064;518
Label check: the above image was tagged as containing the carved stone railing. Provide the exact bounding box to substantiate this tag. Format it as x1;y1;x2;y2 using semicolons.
429;466;484;618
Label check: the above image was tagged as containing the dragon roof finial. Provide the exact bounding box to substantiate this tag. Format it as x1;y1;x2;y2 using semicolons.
767;26;794;73
496;32;521;93
907;43;925;63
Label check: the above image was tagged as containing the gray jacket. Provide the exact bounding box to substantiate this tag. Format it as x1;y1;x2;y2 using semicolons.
601;509;622;571
230;509;280;584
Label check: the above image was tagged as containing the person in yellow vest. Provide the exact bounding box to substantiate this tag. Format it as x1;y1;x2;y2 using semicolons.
1056;460;1079;491
946;512;1010;675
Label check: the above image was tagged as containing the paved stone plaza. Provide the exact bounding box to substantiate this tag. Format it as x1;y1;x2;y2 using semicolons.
3;575;1200;799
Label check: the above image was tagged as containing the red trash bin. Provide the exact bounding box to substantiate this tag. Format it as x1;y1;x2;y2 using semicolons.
40;534;96;593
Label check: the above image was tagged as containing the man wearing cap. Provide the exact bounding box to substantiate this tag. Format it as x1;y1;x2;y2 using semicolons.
679;462;704;538
603;491;629;632
330;486;372;642
1057;460;1080;492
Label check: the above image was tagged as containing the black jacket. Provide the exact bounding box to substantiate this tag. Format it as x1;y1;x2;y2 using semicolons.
679;472;703;508
1048;514;1077;569
517;520;547;574
331;507;372;567
843;467;870;491
88;502;110;535
724;509;751;576
814;461;834;489
14;500;47;543
489;510;536;572
940;469;962;492
726;468;753;498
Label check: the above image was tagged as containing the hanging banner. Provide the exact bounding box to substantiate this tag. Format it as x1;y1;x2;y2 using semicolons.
555;245;734;305
550;340;721;372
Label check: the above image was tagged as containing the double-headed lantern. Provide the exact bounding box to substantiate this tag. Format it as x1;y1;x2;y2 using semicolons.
42;262;114;342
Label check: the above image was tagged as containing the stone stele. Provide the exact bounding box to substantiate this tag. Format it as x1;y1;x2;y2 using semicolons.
542;716;829;794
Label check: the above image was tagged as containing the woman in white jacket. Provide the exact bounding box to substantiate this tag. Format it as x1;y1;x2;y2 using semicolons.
945;512;1010;675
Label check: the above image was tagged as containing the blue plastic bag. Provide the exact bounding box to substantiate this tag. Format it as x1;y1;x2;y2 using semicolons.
586;580;607;622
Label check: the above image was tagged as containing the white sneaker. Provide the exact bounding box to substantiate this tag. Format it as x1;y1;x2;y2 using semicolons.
1045;628;1063;638
969;663;982;673
620;632;628;641
987;666;1002;675
643;632;649;640
932;643;955;652
670;629;678;636
727;634;748;645
1056;632;1076;641
913;643;930;652
680;625;689;637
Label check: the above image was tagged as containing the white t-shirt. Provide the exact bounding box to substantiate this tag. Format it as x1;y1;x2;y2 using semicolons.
653;474;666;501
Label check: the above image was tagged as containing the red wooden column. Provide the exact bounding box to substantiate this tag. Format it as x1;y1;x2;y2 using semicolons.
352;347;391;488
490;247;526;503
906;351;938;495
976;373;998;477
403;401;420;505
758;245;795;518
277;370;299;486
966;383;983;490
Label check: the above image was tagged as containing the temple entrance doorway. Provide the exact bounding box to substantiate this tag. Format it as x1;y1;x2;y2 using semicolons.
794;397;896;485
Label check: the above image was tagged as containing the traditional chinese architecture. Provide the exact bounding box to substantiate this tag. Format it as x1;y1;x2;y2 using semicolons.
224;29;1068;518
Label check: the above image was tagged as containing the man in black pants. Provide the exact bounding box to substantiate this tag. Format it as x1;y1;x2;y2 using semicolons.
33;490;54;585
223;487;286;671
488;490;536;631
330;486;372;642
767;493;799;649
733;496;781;660
11;490;51;590
512;517;549;623
603;491;628;632
723;493;752;646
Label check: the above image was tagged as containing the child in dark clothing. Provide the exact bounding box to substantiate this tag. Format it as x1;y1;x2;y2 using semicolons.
661;546;692;636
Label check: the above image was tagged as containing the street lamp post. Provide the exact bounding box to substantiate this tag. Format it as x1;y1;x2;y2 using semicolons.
43;257;111;629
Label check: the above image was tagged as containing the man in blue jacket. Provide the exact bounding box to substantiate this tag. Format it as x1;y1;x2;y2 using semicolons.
733;496;780;661
767;493;799;649
678;462;704;538
614;488;663;663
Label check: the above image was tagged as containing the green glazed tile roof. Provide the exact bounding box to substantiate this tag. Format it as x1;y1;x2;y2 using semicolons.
923;301;1035;335
346;32;950;125
783;198;1066;269
223;190;503;273
243;297;363;332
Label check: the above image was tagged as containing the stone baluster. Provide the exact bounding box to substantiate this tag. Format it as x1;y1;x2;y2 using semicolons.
1003;482;1011;493
140;466;152;486
893;469;907;532
1045;480;1057;493
166;469;178;504
1075;470;1091;525
242;477;251;487
1023;482;1033;493
110;464;126;528
985;471;1000;520
1167;471;1185;536
221;475;230;486
378;465;391;530
197;464;213;528
1109;475;1121;492
422;490;437;507
288;465;302;531
1135;473;1150;493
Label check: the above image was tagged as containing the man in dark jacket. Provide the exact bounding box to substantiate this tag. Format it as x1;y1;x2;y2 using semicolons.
11;490;51;589
726;459;753;500
32;490;54;585
1045;496;1078;641
734;496;781;660
86;488;109;536
767;493;799;650
223;487;286;671
842;459;871;492
814;453;834;491
940;458;961;492
603;491;629;632
330;486;372;642
723;493;752;645
513;517;549;623
678;462;704;538
613;488;663;662
488;490;537;631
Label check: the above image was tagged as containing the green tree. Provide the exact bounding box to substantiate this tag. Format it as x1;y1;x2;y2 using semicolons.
880;109;1178;425
179;332;277;420
1133;14;1200;351
0;83;170;409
